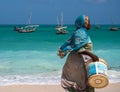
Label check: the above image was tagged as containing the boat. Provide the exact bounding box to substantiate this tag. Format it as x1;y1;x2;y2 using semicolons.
56;12;68;34
56;26;68;34
109;18;118;31
14;13;39;33
109;27;118;31
14;25;37;33
94;25;101;29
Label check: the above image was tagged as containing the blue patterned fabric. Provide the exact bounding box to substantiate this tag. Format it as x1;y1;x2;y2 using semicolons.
59;15;92;55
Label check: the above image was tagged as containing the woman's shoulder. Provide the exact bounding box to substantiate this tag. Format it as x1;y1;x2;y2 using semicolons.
77;28;86;31
75;28;86;34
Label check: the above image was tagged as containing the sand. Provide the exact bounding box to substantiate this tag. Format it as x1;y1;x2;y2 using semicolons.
0;83;120;92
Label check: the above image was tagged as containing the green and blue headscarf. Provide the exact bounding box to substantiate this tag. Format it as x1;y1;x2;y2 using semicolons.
75;15;86;28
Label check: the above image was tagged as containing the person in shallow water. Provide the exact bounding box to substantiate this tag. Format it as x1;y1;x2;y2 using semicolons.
57;15;99;92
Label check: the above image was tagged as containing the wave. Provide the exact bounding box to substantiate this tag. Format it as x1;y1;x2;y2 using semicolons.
0;75;61;86
0;69;120;86
108;70;120;83
0;50;120;85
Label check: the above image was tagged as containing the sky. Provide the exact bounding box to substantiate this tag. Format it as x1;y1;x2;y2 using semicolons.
0;0;120;24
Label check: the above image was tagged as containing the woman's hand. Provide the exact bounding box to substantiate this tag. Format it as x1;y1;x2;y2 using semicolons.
57;49;65;58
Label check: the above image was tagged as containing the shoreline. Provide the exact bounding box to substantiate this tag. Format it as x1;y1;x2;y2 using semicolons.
0;83;120;92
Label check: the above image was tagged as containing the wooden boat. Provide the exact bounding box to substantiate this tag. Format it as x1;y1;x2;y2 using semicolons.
109;27;118;31
109;18;118;31
14;13;39;33
14;25;36;33
56;12;68;34
56;26;68;34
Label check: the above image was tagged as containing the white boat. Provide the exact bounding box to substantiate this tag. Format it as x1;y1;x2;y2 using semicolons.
109;18;118;31
109;27;118;31
56;12;68;34
14;13;39;33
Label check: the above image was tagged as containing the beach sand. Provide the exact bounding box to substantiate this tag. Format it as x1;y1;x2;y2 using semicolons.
0;83;120;92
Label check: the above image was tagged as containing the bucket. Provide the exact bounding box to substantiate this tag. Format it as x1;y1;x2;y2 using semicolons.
86;61;109;88
85;58;108;68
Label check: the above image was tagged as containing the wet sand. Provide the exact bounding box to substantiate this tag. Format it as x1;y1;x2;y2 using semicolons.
0;83;120;92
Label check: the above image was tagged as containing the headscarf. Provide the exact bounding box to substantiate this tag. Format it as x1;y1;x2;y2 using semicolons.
75;15;86;28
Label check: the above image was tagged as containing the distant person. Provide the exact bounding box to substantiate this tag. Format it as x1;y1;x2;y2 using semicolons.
57;15;99;92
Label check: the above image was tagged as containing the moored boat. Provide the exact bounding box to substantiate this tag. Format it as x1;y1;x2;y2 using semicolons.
14;13;39;33
56;12;68;34
109;27;118;31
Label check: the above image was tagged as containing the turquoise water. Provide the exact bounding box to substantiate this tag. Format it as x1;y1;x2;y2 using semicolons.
0;24;120;85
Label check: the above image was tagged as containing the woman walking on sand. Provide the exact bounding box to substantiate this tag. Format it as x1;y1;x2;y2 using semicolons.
57;15;99;92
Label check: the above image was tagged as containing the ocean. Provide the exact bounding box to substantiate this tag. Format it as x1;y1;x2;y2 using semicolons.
0;24;120;85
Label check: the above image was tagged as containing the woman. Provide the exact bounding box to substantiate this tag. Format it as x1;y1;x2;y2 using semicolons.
58;15;99;92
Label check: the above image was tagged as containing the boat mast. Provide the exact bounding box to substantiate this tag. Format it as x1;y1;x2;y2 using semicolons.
57;16;60;27
28;12;32;25
61;12;63;27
